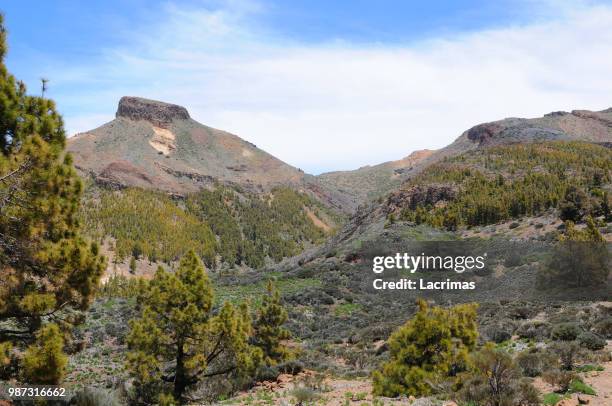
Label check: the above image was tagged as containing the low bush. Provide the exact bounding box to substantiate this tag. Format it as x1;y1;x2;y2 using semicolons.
575;364;604;373
542;369;576;392
516;351;544;378
542;392;565;405
255;366;279;382
70;388;121;406
290;386;320;404
516;321;551;340
277;360;304;375
592;317;612;339
551;323;582;341
456;346;539;406
550;341;581;370
484;324;512;343
577;332;606;351
508;305;535;320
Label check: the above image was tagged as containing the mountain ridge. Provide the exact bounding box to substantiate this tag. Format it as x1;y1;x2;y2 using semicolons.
68;98;612;217
274;106;612;267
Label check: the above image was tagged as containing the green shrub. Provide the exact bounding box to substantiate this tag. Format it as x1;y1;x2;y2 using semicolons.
277;360;304;375
592;317;612;339
542;393;565;405
255;365;280;382
577;332;606;351
484;324;512;343
290;386;320;404
516;321;551;340
518;378;541;406
551;323;582;341
575;364;604;373
158;393;176;406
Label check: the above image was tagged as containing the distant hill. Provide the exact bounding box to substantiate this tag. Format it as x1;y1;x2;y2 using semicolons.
316;150;434;208
287;106;612;261
440;107;612;156
311;107;612;212
68;96;307;194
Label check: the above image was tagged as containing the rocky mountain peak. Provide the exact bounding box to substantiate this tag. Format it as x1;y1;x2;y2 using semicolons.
116;96;190;127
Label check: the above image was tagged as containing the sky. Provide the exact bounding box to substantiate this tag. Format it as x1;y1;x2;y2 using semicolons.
3;0;612;174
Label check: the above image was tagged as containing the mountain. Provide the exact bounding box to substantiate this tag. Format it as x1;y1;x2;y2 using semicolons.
70;97;349;274
289;106;612;261
316;149;434;208
439;107;612;157
68;96;381;213
310;107;612;213
68;96;307;194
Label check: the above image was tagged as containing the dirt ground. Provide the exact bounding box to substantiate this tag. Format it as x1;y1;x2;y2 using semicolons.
227;370;453;406
229;342;612;406
533;340;612;406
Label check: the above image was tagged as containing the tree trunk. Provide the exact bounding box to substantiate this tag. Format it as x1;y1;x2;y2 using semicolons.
174;340;187;403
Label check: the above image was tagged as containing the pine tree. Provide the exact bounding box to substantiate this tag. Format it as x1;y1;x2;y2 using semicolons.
252;281;291;366
126;251;262;403
559;185;590;222
0;13;106;381
21;323;67;384
372;300;478;397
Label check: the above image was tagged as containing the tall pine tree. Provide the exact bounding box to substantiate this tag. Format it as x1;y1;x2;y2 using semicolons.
252;281;291;366
0;12;106;382
126;251;262;404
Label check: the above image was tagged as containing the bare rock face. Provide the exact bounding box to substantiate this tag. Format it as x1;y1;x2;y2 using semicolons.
466;122;505;145
386;183;457;213
116;96;190;127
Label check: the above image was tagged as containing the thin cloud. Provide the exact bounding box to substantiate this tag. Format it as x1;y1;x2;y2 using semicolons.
51;0;612;174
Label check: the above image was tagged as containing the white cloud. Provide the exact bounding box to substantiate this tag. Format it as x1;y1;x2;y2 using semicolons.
53;0;612;174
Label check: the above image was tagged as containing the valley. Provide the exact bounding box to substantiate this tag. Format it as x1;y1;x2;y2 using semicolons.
2;4;612;405
59;98;612;405
2;71;611;406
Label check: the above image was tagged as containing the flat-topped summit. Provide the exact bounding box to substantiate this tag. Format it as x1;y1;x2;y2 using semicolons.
68;96;314;198
116;96;190;126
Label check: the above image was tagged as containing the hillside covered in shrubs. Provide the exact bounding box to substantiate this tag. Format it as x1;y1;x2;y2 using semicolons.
80;185;337;269
392;142;611;229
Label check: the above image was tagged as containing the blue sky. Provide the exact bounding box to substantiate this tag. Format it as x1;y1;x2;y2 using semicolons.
3;1;612;173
